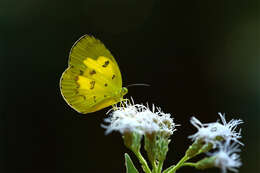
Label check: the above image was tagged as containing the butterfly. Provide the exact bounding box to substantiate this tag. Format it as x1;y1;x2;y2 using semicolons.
60;35;128;114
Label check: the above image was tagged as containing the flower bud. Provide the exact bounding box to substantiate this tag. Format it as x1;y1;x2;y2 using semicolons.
195;157;216;170
185;139;205;158
123;132;142;152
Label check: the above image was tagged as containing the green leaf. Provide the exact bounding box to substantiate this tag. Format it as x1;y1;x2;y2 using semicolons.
125;153;139;173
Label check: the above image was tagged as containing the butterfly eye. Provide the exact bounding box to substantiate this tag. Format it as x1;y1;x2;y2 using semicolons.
121;87;128;96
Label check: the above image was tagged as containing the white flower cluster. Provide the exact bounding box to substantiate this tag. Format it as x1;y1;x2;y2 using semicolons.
189;113;243;173
210;140;242;173
103;101;178;136
189;113;243;146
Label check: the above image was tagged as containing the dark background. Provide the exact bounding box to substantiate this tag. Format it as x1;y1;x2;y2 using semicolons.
1;0;259;172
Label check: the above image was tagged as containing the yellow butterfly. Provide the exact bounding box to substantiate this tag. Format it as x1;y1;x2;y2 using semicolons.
60;35;128;114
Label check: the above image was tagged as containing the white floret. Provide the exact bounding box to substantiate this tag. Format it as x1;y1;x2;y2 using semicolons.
210;140;242;173
189;113;243;146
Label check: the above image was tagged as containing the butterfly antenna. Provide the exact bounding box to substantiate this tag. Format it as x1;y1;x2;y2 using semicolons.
126;83;150;88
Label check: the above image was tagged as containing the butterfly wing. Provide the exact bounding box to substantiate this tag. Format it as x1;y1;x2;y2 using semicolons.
60;35;123;114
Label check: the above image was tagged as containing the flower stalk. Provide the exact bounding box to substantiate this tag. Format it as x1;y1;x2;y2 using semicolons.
133;150;152;173
167;154;190;173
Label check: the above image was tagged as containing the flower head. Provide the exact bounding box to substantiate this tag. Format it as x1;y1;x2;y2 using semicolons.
210;140;242;173
102;99;178;136
189;113;243;146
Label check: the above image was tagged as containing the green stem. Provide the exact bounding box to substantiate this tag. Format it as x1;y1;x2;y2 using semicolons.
157;161;163;173
182;162;197;167
152;161;157;173
167;155;190;173
162;165;174;173
133;151;152;173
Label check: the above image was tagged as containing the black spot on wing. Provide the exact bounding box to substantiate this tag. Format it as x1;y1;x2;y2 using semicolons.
104;83;108;87
112;74;116;80
81;95;86;100
90;81;95;89
90;70;96;75
102;60;109;67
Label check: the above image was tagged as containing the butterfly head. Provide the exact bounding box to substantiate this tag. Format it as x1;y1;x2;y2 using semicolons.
120;87;128;97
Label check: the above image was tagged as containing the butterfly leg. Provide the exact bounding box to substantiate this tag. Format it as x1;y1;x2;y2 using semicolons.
111;98;128;111
112;104;118;111
119;98;130;108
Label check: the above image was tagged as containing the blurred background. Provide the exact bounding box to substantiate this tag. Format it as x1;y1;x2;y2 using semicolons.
1;0;259;172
